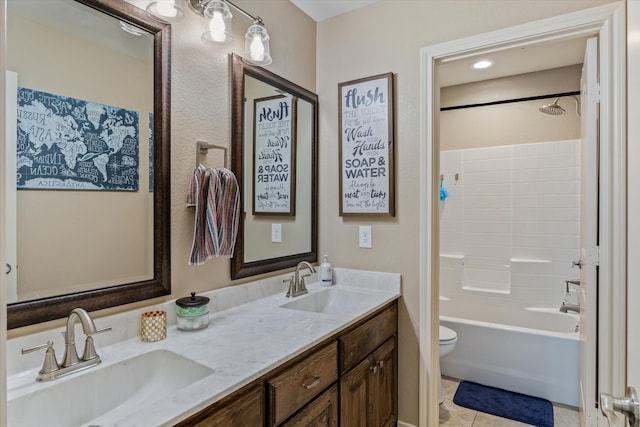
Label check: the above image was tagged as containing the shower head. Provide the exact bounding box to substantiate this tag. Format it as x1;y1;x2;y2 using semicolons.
539;98;566;115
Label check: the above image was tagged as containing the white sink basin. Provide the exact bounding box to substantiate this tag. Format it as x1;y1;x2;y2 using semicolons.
280;288;381;315
8;349;213;427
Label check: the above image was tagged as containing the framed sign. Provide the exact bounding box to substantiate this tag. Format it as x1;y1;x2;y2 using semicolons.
338;72;395;216
253;95;297;215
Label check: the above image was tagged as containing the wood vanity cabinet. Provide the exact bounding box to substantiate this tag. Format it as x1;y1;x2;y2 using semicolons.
174;301;397;427
174;384;264;427
338;304;398;427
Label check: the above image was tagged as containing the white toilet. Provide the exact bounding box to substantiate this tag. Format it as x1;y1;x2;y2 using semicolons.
439;325;458;403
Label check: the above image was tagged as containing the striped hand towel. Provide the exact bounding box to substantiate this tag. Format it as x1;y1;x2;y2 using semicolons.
187;165;240;265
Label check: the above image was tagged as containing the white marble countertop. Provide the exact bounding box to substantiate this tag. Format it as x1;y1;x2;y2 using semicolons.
6;268;400;427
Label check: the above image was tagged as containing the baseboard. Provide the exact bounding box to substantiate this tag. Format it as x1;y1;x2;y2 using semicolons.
397;421;417;427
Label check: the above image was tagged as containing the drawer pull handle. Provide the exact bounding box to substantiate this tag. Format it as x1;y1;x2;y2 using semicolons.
370;360;385;375
302;376;321;389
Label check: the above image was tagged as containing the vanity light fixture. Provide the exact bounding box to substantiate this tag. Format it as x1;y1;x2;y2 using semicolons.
146;0;185;23
473;59;493;69
201;0;233;44
185;0;272;66
244;17;271;66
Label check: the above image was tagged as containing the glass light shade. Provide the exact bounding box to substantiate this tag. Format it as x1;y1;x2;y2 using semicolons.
146;0;184;23
202;1;233;44
244;21;271;66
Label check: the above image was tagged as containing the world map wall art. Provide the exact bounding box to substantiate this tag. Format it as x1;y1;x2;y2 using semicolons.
16;87;140;191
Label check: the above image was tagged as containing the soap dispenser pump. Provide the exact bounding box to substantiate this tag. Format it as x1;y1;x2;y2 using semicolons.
320;255;333;287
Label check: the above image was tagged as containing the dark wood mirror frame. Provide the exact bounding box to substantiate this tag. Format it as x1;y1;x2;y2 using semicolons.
230;54;318;279
7;0;171;329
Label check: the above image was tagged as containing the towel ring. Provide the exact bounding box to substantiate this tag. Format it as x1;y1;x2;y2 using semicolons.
196;141;227;168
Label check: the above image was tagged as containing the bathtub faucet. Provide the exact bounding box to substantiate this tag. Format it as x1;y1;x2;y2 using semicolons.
560;303;581;314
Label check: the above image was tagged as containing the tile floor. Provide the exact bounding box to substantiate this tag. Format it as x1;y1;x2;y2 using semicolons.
439;377;581;427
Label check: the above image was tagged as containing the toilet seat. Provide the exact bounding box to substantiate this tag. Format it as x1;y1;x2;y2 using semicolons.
439;325;457;343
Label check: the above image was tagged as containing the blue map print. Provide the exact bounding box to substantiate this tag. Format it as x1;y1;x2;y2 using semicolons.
16;87;139;191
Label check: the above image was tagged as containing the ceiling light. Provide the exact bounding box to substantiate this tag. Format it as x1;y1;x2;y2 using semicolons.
146;0;185;23
473;60;493;69
119;21;148;36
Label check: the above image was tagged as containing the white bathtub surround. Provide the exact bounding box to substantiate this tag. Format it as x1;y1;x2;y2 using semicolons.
440;139;581;314
440;313;579;407
6;268;400;426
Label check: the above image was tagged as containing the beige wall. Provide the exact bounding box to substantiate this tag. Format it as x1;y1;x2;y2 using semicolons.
315;1;616;424
441;66;581;150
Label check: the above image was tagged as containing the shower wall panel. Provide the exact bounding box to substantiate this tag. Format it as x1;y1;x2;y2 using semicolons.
439;139;580;311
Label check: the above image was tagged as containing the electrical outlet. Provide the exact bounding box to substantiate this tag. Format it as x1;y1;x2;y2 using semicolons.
359;225;372;249
271;223;282;243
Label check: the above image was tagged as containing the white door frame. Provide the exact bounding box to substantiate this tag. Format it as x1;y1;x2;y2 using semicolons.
418;3;626;426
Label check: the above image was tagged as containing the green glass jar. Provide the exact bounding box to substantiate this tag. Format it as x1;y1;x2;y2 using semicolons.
176;292;210;330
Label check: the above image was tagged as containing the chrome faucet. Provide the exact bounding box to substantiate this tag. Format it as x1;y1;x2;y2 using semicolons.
21;308;111;382
560;279;581;314
62;308;101;367
285;261;316;297
560;304;581;314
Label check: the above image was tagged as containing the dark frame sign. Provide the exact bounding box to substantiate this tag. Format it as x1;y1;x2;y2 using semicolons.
252;94;297;215
338;72;395;216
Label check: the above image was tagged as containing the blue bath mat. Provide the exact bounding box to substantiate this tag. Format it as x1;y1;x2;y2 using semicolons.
453;381;554;427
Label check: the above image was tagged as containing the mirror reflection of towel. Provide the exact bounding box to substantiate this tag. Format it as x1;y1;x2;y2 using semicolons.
187;165;240;265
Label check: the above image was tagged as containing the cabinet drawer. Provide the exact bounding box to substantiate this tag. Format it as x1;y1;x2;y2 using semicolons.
267;342;338;425
338;303;397;373
175;385;264;427
281;384;338;427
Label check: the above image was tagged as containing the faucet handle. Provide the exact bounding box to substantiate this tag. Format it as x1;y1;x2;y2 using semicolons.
298;273;311;295
93;326;112;335
21;340;60;374
284;276;296;297
82;325;111;361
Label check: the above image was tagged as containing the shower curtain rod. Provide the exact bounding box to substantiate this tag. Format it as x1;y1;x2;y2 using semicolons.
440;90;580;111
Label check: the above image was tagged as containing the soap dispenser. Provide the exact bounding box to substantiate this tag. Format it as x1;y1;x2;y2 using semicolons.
319;255;333;287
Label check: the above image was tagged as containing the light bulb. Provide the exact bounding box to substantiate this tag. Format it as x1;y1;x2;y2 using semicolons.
209;10;226;42
156;0;177;18
250;35;264;62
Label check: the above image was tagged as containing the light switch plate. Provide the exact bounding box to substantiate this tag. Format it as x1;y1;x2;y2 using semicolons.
359;225;372;248
271;223;282;243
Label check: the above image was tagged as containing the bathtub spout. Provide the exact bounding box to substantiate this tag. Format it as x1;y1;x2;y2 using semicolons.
560;304;581;313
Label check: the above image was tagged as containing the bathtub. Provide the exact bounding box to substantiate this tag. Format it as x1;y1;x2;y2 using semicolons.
440;308;580;407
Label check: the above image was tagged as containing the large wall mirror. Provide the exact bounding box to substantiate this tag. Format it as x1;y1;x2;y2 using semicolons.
231;54;318;279
5;0;171;329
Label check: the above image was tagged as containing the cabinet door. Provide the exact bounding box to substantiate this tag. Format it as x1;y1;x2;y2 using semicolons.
339;357;370;427
281;384;338;427
369;337;397;427
175;385;264;427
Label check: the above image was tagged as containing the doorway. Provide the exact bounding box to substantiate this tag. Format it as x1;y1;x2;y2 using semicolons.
418;4;626;426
